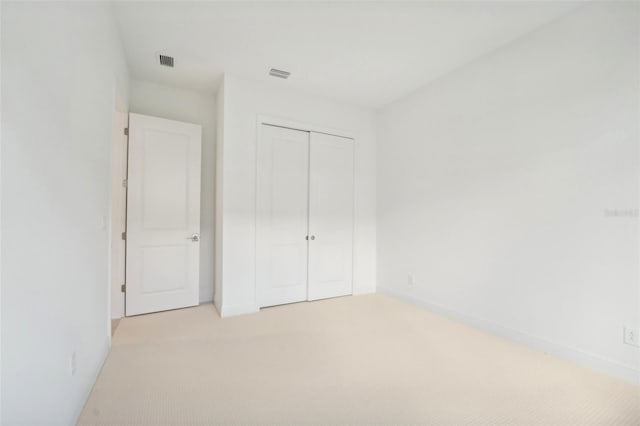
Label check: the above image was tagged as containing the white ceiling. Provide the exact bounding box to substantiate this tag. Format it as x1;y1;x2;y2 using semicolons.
113;1;580;108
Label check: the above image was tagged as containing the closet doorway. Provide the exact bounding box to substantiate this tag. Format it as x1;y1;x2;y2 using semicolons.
256;122;355;308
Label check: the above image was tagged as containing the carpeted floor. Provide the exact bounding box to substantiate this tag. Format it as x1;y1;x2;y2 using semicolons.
78;294;640;425
110;318;121;337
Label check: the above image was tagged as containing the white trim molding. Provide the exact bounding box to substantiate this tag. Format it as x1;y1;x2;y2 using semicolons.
220;303;260;318
379;286;640;386
257;114;355;140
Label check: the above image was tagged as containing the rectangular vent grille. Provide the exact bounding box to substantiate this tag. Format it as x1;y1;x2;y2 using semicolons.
269;68;290;79
159;54;174;67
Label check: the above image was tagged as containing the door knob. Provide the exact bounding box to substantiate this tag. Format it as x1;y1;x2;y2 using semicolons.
310;235;316;240
187;233;200;242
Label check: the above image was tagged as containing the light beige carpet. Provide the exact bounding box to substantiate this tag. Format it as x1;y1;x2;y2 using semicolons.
110;318;121;337
78;294;640;425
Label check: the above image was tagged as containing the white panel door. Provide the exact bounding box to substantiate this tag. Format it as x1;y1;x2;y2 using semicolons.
256;125;310;307
126;113;202;316
307;132;354;301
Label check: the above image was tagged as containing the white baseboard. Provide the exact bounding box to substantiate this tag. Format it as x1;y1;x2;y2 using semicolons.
378;286;640;386
213;297;222;316
73;340;111;424
353;288;376;296
220;303;259;318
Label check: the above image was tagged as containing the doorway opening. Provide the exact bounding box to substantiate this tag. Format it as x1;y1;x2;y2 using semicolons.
109;110;203;325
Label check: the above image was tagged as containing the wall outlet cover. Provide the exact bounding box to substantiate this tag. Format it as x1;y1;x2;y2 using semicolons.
408;274;416;286
623;326;639;347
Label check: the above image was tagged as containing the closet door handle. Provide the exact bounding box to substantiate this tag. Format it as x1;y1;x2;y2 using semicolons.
310;235;316;240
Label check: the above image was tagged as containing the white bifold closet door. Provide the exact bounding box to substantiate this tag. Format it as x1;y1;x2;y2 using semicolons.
256;125;310;307
307;132;354;301
256;124;354;308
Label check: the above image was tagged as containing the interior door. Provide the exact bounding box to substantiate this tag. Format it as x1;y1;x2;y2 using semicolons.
126;113;202;316
307;132;354;301
256;124;310;307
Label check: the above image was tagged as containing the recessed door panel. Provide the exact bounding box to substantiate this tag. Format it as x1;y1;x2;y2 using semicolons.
141;245;189;294
141;130;189;229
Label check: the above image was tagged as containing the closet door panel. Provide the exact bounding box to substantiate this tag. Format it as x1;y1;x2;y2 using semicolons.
256;125;310;307
308;132;354;301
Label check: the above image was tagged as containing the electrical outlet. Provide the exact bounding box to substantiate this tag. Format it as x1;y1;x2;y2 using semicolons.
408;273;416;286
623;326;639;347
70;352;77;376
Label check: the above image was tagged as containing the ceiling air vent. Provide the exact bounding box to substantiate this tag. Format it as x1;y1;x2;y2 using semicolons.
158;54;174;68
269;68;290;79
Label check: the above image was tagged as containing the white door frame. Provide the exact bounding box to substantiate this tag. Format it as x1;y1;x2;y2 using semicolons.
254;115;356;308
256;115;355;140
109;95;129;324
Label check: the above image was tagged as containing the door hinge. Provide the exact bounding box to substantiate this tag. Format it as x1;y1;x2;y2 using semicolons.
124;127;129;136
121;284;126;293
121;231;126;240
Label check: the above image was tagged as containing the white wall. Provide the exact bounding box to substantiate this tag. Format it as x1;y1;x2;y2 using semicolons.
126;79;217;309
1;2;129;424
377;2;640;384
216;74;377;316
